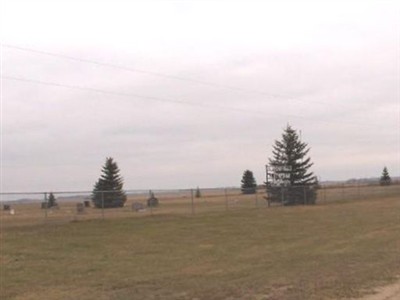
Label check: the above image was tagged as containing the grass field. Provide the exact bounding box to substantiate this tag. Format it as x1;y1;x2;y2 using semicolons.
1;187;400;299
2;184;400;227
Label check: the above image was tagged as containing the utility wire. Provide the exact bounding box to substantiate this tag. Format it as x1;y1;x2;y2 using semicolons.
1;44;284;96
2;43;355;108
2;75;267;115
2;75;377;128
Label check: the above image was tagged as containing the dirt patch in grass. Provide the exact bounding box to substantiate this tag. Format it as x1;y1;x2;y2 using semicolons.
353;278;400;300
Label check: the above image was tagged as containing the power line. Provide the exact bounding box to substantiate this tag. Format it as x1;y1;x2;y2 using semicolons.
2;75;267;115
2;43;351;108
2;75;377;128
3;44;281;95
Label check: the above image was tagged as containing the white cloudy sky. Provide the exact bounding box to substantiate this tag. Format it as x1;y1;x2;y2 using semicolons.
1;0;399;192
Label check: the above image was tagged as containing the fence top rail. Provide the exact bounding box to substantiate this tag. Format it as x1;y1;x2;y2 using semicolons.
1;182;398;197
0;188;249;196
0;191;92;196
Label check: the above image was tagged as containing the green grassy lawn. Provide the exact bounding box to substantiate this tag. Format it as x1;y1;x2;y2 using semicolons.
1;195;399;299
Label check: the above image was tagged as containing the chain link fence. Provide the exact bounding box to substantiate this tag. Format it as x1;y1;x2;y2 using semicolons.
1;183;399;227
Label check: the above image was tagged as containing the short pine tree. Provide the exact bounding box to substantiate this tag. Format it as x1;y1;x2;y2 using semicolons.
380;166;391;186
92;157;127;208
48;192;57;208
266;125;319;205
241;170;257;194
195;186;201;198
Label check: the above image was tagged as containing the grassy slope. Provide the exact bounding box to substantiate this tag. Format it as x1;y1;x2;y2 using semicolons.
1;196;399;300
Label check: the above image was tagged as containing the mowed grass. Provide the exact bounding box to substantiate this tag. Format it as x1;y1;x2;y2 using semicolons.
1;195;399;299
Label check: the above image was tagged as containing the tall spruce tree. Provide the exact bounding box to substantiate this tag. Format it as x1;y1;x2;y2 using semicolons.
92;157;127;208
241;170;257;194
379;166;391;186
266;125;318;205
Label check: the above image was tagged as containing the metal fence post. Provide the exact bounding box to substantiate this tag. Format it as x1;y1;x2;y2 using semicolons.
342;184;345;201
101;191;105;220
44;192;48;220
191;189;195;215
224;188;229;211
255;190;258;207
149;190;153;216
304;186;307;205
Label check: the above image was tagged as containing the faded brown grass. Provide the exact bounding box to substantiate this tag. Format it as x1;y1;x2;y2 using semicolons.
2;185;399;228
1;189;399;299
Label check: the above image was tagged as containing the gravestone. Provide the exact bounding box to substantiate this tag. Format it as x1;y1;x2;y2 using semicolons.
84;200;90;208
3;204;10;211
132;202;145;212
76;203;85;214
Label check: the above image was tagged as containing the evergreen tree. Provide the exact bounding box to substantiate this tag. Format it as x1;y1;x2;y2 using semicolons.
195;186;201;198
92;157;127;208
380;166;391;186
241;170;257;194
48;192;57;208
266;125;318;205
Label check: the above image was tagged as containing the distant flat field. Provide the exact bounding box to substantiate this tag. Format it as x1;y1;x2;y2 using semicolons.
1;189;399;299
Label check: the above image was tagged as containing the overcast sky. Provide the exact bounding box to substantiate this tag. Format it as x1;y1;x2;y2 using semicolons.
1;0;399;192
